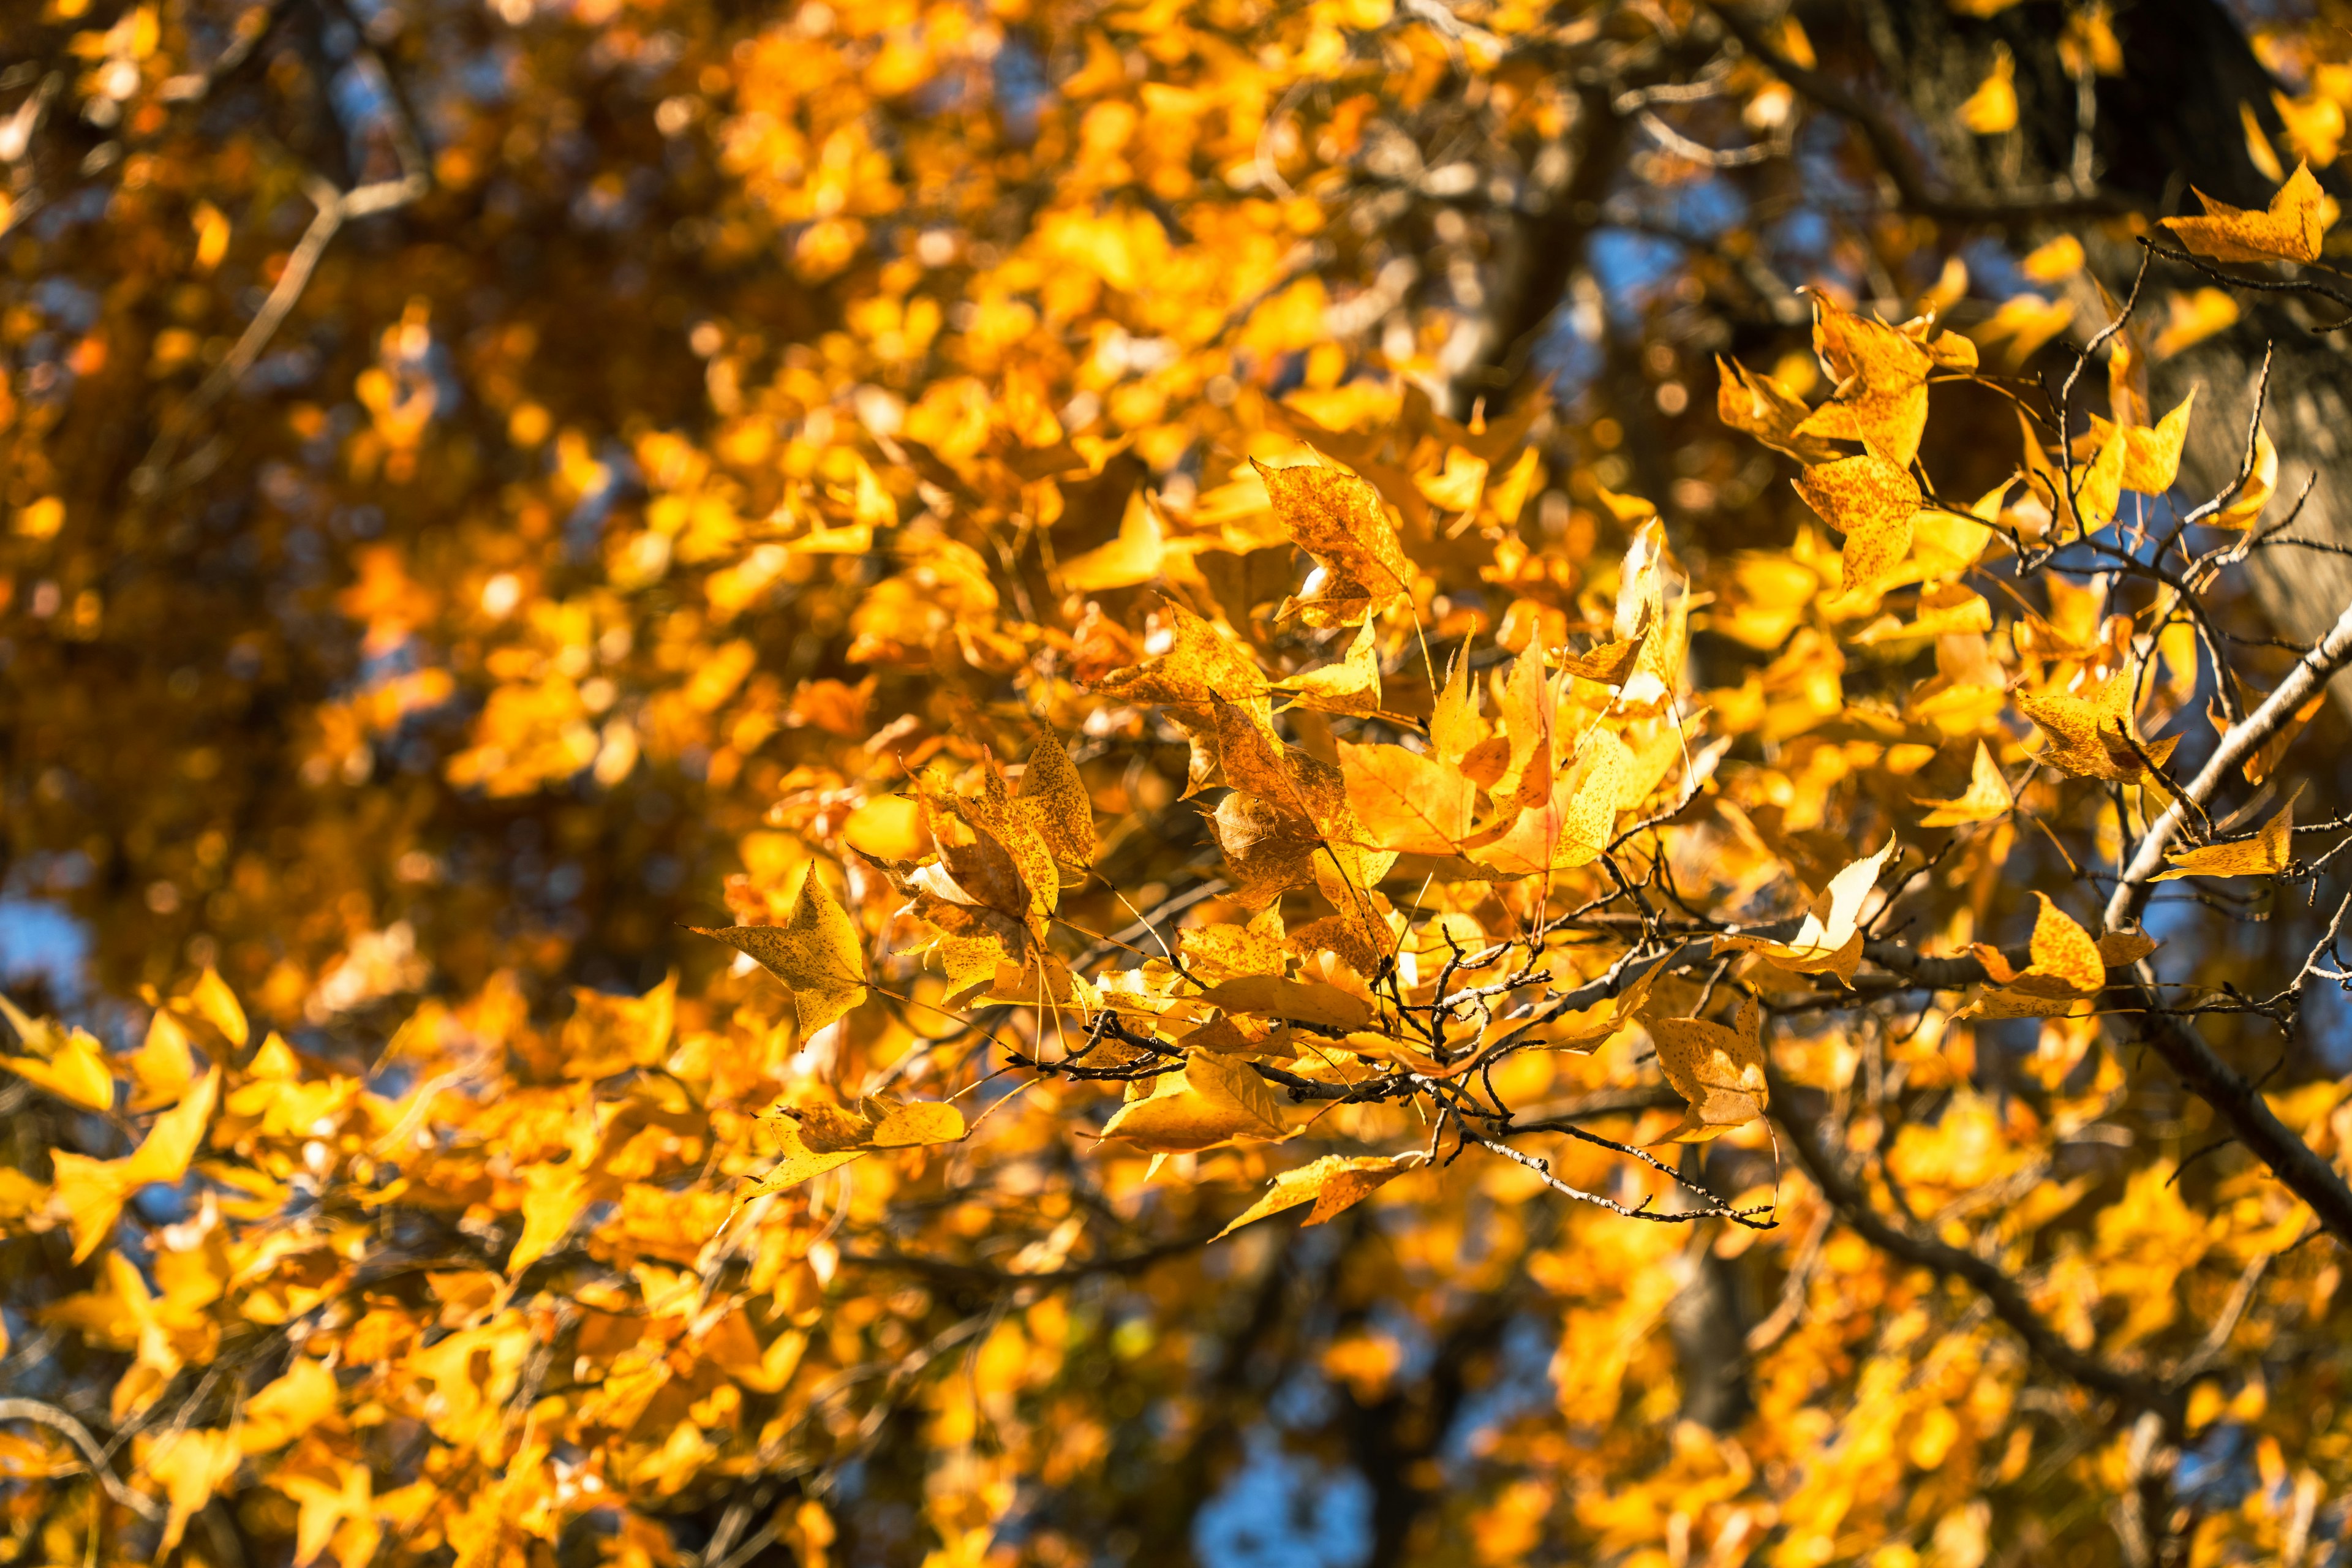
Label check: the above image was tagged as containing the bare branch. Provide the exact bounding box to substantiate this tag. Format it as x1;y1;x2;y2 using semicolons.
0;1398;163;1522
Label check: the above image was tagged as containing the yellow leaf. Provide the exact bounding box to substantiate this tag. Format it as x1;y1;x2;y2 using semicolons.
190;200;231;272
1913;742;2013;827
2155;793;2296;880
742;1129;867;1199
868;1101;967;1147
279;1455;375;1568
124;1065;221;1188
1613;519;1689;706
1714;356;1839;466
2161;162;2331;265
2245;688;2324;785
1471;726;1630;876
1792;296;1934;467
1971;294;2076;368
1715;839;1894;982
693;864;870;1033
2027;892;2105;991
1058;487;1164;592
1340;739;1476;856
2020;233;2084;283
1506;955;1668;1051
1553;631;1648;685
52;1154;141;1267
1;1028;116;1112
1850;582;1992;646
1098;1050;1289;1152
1092;600;1269;709
1413;445;1488;512
53;1067;219;1262
2209;426;2278;529
1213;1151;1423;1238
1793;454;1918;598
1256;458;1414;627
2275;88;2346;167
1647;993;1768;1142
1177;908;1289;984
185;967;249;1049
1961;46;2017;135
2122;388;2196;494
1194;974;1374;1031
1276;614;1384;717
2018;675;2178;781
1016;726;1095;872
507;1161;588;1276
238;1358;340;1454
2152;288;2241;360
1975;893;2107;999
2070;422;2128;534
127;1008;196;1112
1430;640;1487;765
143;1428;243;1554
2097;929;2159;967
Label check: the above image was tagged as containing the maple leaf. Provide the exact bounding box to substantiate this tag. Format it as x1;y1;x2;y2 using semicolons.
1971;892;2107;999
238;1359;341;1454
144;1428;243;1553
1275;615;1385;718
1429;641;1488;765
1091;600;1268;710
2207;424;2279;529
125;1008;197;1112
2161;162;2331;264
1015;726;1096;874
2017;676;2180;782
1793;454;1918;599
1193;974;1374;1031
1470;726;1630;877
1177;908;1289;984
1647;993;1768;1142
1254;458;1414;627
2118;387;2197;494
738;1096;967;1198
1792;296;1936;468
692;864;870;1034
1715;355;1840;466
1339;739;1476;856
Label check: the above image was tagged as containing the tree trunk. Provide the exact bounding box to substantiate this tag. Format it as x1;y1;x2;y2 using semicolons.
1856;0;2352;710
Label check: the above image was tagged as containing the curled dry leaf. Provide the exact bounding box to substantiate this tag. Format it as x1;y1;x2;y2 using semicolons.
1646;993;1768;1143
1716;839;1895;983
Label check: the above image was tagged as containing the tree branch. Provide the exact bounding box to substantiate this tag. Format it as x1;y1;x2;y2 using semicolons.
1769;1081;2180;1422
1699;0;2124;224
0;1398;163;1522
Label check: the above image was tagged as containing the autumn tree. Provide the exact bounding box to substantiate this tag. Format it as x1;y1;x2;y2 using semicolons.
3;0;2352;1564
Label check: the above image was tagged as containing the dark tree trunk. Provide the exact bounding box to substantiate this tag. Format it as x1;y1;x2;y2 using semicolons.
1856;0;2352;710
